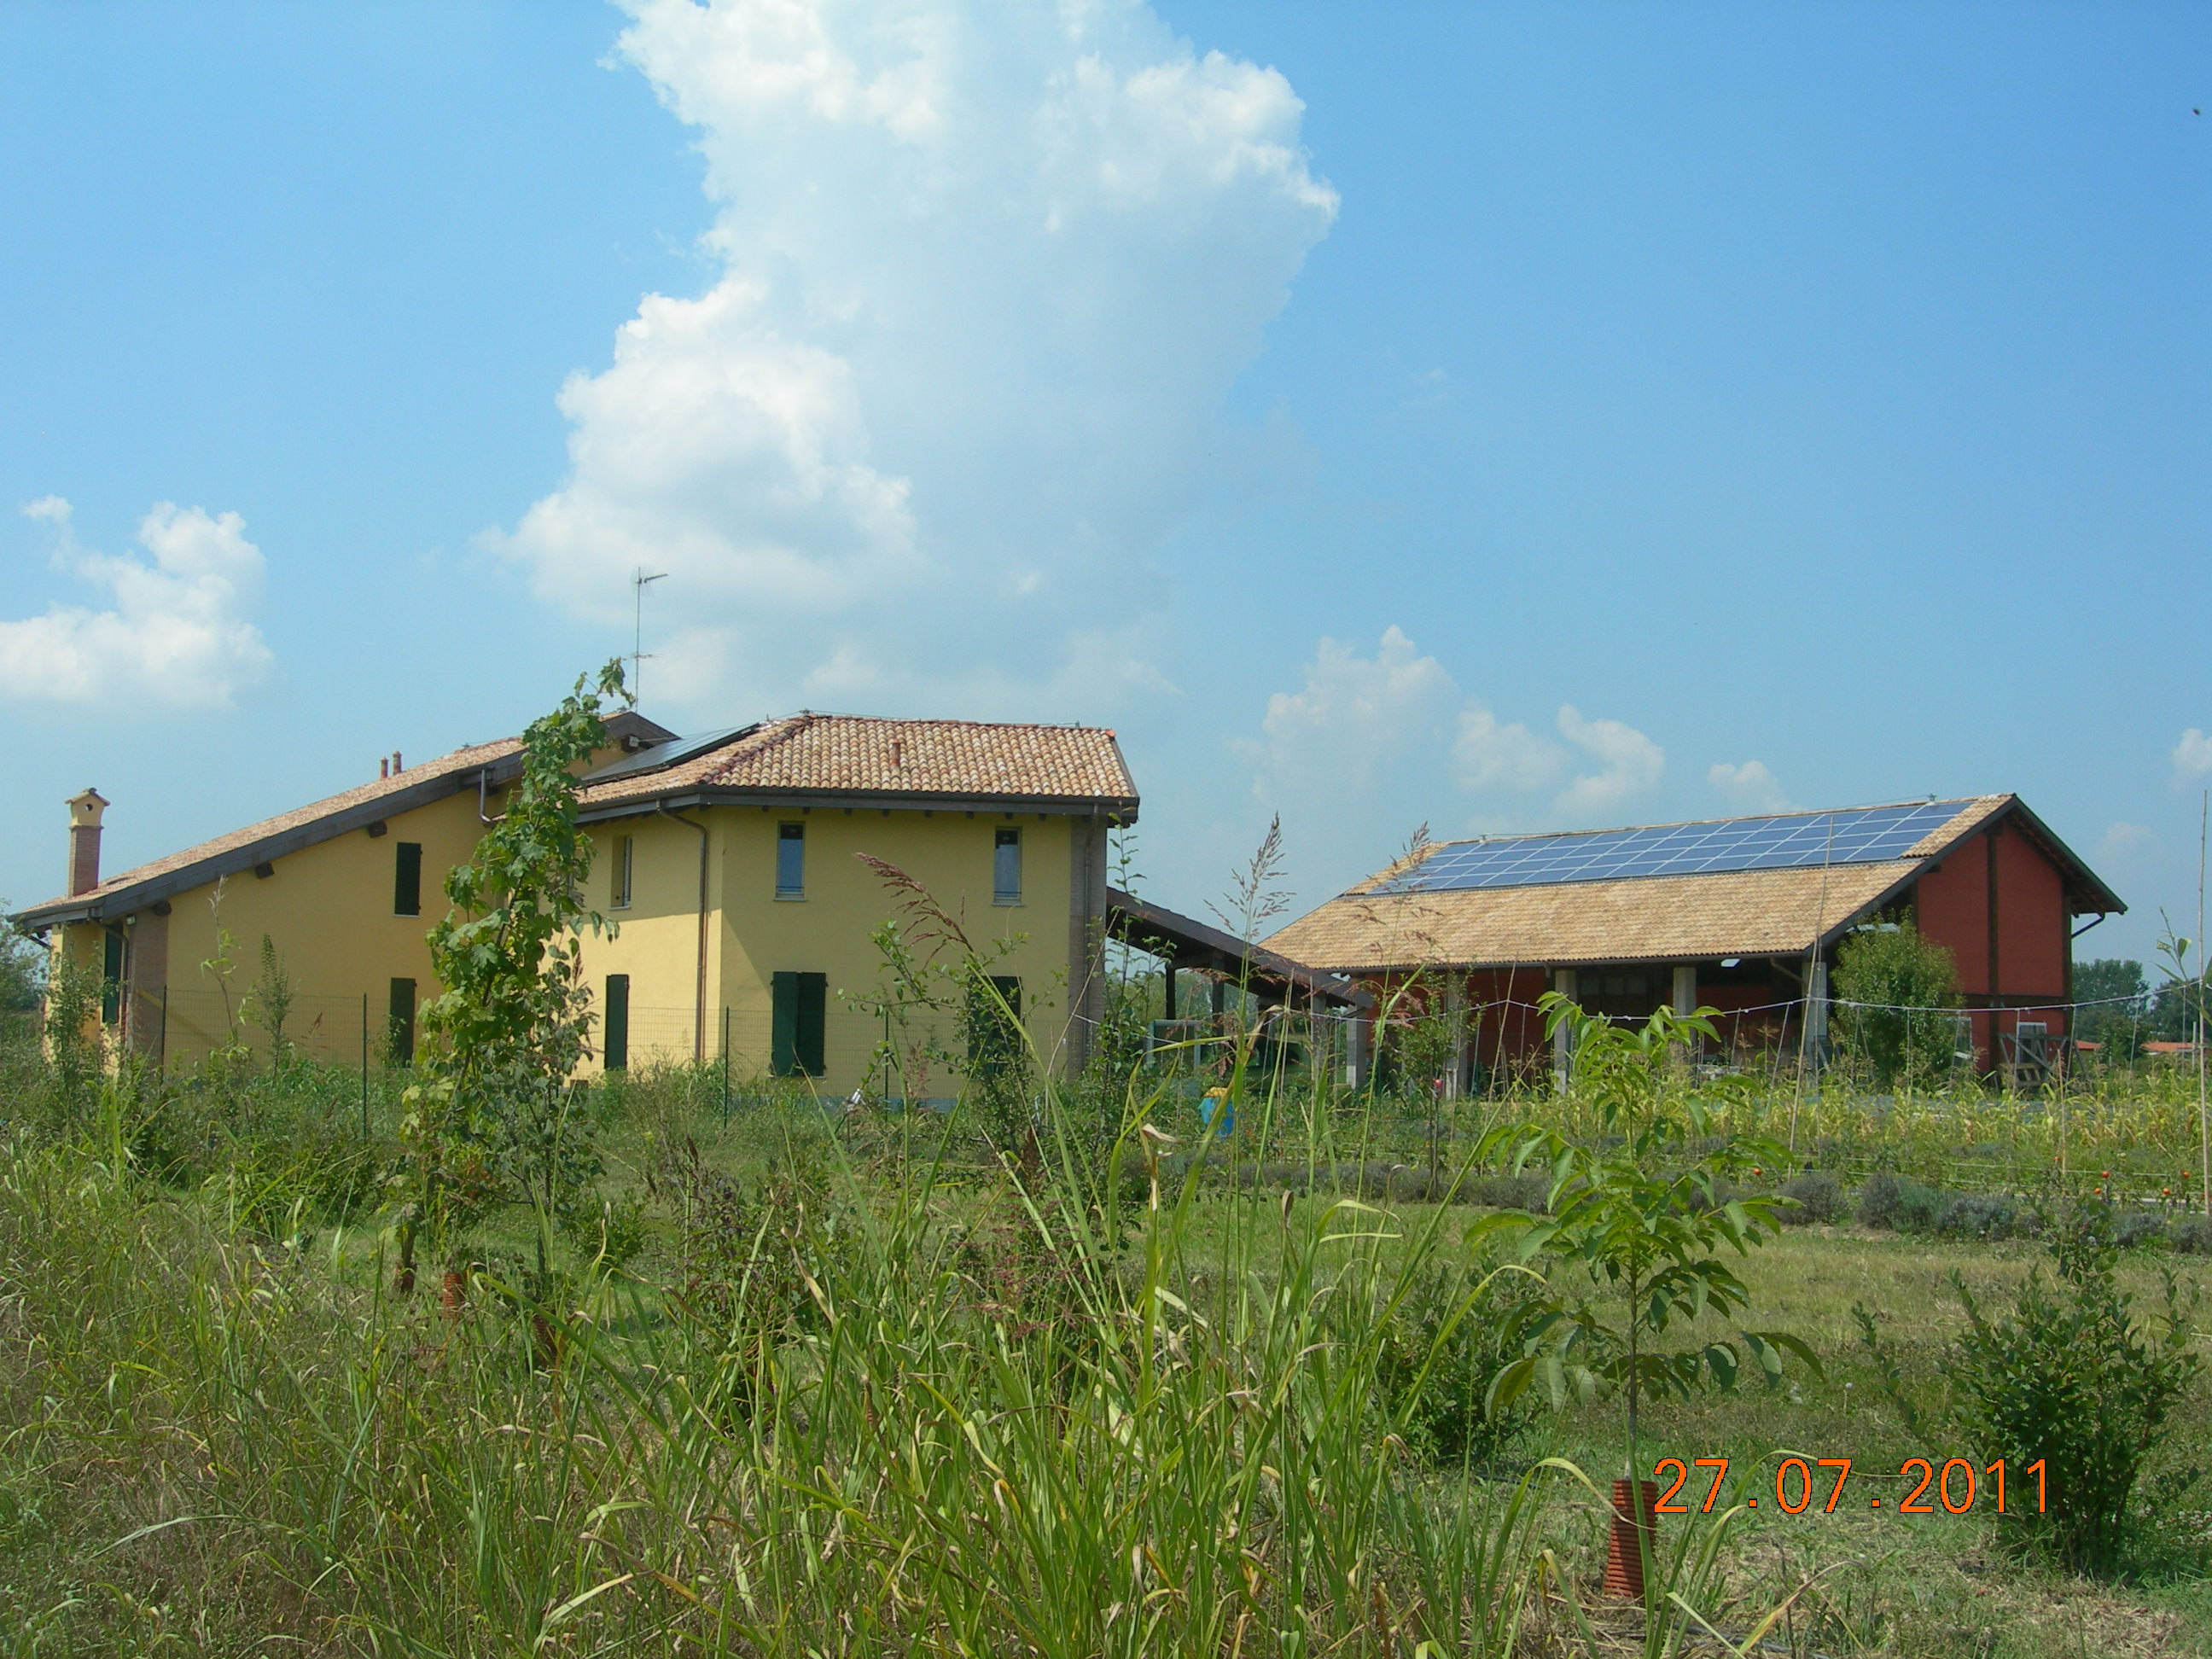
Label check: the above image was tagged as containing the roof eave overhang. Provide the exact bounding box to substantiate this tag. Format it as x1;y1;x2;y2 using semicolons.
9;754;527;932
1982;797;2126;917
579;787;1140;824
1108;888;1371;1010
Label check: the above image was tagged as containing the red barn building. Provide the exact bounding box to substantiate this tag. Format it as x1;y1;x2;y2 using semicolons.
1264;795;2122;1086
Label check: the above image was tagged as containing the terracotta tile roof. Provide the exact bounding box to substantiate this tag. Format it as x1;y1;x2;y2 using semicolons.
15;737;522;924
1266;860;1917;970
579;713;1138;812
1263;795;2099;972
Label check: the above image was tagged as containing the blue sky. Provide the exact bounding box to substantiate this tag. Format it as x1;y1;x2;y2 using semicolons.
3;1;2206;964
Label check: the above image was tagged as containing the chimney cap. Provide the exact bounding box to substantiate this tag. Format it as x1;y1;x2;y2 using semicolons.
67;788;108;824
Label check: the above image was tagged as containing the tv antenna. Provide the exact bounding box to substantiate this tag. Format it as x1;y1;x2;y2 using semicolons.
630;568;667;704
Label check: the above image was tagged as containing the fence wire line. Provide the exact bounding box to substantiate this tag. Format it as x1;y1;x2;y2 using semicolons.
1359;988;2188;1020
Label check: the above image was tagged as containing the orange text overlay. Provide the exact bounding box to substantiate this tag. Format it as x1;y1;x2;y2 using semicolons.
1653;1458;2047;1516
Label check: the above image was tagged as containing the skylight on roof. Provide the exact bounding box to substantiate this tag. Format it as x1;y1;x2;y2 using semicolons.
1373;800;1972;895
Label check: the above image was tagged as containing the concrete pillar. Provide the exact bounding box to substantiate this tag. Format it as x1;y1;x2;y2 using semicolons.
1671;963;1697;1018
1551;967;1577;1091
1442;975;1464;1100
1669;963;1699;1070
1805;957;1830;1081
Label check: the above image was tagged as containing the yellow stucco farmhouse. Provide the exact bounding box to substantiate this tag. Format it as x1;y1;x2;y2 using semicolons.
15;710;1139;1095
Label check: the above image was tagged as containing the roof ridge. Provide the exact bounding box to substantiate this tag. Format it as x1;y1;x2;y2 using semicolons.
778;711;1114;732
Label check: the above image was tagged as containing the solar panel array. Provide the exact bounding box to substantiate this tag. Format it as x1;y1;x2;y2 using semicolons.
1373;800;1973;895
581;724;759;785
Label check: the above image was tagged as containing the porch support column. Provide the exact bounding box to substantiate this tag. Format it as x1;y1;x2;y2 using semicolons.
1671;963;1697;1019
1669;962;1699;1069
1551;968;1577;1092
1805;957;1831;1087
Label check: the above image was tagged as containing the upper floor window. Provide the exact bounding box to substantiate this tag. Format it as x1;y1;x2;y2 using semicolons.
777;822;806;899
393;841;423;917
610;834;634;910
993;826;1022;905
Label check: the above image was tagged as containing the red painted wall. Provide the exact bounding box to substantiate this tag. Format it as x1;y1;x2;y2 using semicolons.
1910;817;2072;1064
1464;967;1549;1086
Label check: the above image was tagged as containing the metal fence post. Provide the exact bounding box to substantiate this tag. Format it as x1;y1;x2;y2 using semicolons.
721;1004;731;1127
361;992;370;1140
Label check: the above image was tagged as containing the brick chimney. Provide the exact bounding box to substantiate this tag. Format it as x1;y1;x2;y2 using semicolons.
67;788;108;897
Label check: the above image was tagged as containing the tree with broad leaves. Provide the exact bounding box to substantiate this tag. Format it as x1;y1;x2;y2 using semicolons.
1489;995;1819;1478
393;661;626;1301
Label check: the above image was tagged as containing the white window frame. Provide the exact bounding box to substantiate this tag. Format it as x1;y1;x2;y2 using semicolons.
610;834;634;910
992;825;1022;905
777;822;806;899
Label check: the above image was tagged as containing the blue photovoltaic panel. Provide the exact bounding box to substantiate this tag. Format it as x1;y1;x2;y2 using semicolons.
1374;800;1972;895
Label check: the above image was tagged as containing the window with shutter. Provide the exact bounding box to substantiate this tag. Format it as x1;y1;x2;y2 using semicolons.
603;974;630;1070
101;928;124;1026
771;970;827;1076
387;978;416;1065
393;842;423;917
968;975;1022;1080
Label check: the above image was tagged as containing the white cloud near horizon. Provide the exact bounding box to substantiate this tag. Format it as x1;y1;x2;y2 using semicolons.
2100;821;2154;860
1553;704;1666;818
0;498;272;708
1245;627;1666;885
2174;729;2212;784
1707;758;1792;812
497;0;1337;718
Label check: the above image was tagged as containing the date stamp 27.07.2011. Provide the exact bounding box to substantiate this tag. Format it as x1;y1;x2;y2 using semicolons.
1652;1457;2047;1516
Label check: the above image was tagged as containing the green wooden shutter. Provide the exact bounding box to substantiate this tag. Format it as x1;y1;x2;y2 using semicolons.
603;974;630;1071
393;841;423;917
101;928;124;1026
771;971;798;1077
796;972;828;1076
387;978;416;1065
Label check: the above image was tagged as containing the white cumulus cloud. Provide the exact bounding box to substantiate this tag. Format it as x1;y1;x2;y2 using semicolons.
0;498;272;708
1454;705;1562;793
1250;626;1457;796
1553;704;1665;819
498;0;1337;717
1243;627;1665;890
1707;759;1792;813
2174;729;2212;783
2100;822;2153;859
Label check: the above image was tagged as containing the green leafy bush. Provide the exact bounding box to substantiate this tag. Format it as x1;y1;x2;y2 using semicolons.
1858;1171;1947;1231
1778;1170;1842;1225
1857;1210;2203;1578
1370;1260;1544;1468
2169;1214;2212;1255
1831;920;1962;1088
1934;1191;2026;1240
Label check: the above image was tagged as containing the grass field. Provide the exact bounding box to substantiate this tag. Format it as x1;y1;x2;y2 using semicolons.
3;1046;2210;1656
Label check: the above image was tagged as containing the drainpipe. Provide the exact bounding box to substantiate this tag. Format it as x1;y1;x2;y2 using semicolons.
658;800;710;1063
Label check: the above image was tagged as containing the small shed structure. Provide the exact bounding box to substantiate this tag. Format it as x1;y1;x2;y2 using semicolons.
1263;795;2122;1084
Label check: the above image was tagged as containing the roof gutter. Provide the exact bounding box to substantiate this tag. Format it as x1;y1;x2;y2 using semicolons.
581;787;1138;825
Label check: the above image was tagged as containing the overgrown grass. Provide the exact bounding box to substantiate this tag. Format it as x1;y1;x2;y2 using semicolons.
4;1022;2211;1656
